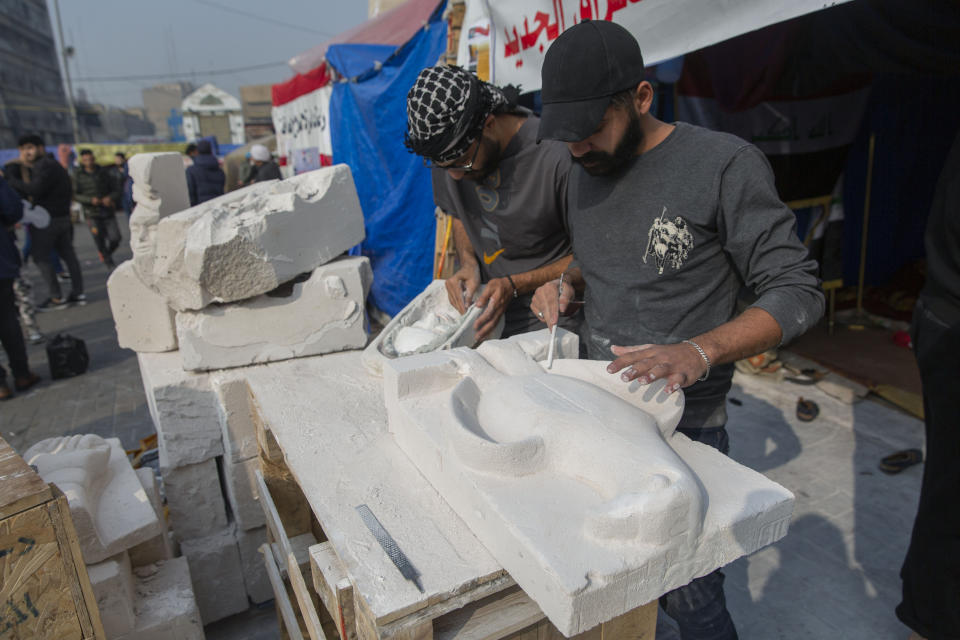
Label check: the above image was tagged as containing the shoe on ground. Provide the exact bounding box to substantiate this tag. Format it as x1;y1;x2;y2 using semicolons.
28;331;45;344
14;372;40;392
67;292;87;306
37;297;69;311
0;384;11;401
57;271;71;282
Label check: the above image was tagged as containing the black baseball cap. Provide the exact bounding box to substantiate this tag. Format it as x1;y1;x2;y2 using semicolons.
537;20;645;143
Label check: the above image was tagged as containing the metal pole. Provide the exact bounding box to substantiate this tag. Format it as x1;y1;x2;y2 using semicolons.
855;133;876;316
52;0;80;143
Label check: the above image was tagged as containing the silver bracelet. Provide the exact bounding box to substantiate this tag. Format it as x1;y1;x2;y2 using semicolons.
682;339;711;382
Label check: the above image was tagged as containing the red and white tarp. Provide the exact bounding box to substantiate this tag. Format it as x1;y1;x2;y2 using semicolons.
272;84;334;174
478;0;853;91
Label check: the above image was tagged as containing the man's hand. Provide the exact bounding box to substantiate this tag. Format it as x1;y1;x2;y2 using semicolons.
445;263;481;314
606;343;709;395
473;277;512;340
530;278;576;328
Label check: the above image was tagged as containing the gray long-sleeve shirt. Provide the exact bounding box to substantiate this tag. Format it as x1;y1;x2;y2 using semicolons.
567;122;824;430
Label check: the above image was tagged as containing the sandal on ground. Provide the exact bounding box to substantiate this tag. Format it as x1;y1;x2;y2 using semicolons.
879;449;923;475
14;372;41;392
0;384;11;401
797;397;819;422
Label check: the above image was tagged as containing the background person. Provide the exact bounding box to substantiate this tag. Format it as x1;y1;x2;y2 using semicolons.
185;139;225;206
73;149;122;269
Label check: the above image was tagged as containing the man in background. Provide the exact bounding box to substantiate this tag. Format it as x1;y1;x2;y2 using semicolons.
73;149;121;269
249;144;281;183
186;140;225;206
5;134;84;310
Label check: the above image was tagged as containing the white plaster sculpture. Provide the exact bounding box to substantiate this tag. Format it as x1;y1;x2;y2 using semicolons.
107;261;178;352
384;330;794;635
23;435;162;564
362;279;504;376
176;256;372;371
127;152;190;286
151;164;366;311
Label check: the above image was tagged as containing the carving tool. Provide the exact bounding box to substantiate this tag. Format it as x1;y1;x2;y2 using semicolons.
355;504;424;593
546;273;564;369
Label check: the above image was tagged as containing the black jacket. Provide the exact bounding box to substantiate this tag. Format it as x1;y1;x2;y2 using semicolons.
186;153;225;206
0;176;24;279
73;164;120;218
5;155;73;218
252;161;282;183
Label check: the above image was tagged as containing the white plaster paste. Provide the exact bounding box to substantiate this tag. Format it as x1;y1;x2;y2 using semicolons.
383;332;795;635
107;261;178;352
23;435;162;564
176;256;372;371
362;279;505;376
138;351;224;468
151;164;366;311
179;524;250;624
127;152;190;286
116;557;204;640
87;550;135;637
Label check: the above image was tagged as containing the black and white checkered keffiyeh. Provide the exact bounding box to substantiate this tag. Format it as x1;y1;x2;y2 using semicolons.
405;65;512;164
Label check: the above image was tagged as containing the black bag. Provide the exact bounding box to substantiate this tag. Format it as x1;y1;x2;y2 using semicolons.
46;334;89;379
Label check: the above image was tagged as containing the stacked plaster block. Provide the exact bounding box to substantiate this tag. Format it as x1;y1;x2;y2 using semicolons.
116;558;204;640
161;457;228;540
108;261;178;352
87;551;136;638
176;256;373;371
180;524;250;624
236;526;273;604
129;467;174;567
151;165;366;311
138;351;224;468
212;376;260;463
222;455;265;531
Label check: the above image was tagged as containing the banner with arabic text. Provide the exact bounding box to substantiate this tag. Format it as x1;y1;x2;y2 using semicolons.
271;85;334;174
486;0;852;91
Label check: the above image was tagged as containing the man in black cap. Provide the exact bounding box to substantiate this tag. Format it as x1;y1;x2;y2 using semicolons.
530;21;824;639
405;65;578;339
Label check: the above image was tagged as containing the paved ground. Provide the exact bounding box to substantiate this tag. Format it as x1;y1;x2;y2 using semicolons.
0;217;924;639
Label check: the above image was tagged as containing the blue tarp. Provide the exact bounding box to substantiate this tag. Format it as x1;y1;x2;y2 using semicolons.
327;3;446;316
327;44;398;80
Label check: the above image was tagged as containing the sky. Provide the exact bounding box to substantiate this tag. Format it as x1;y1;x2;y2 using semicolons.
52;0;370;109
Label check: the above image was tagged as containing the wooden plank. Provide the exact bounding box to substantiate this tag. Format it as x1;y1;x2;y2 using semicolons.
288;542;327;640
433;586;544;640
310;542;358;640
0;436;53;520
256;468;293;560
0;492;96;639
260;456;313;537
272;533;317;581
262;543;306;640
47;486;106;640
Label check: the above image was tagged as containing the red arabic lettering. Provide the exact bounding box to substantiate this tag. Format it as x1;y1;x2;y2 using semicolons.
503;25;520;57
520;10;560;50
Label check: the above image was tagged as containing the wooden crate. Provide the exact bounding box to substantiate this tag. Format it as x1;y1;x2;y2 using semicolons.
0;436;105;639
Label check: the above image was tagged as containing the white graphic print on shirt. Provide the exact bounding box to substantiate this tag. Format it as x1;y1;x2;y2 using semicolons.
643;207;694;275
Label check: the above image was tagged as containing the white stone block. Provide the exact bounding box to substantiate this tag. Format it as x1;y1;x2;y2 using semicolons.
87;551;135;638
161;458;228;540
23;435;162;565
128;152;190;286
223;456;265;531
177;256;372;372
212;376;260;463
362;279;504;376
151;164;366;311
383;333;794;636
138;351;224;467
108;261;178;352
129;468;174;567
116;557;204;640
236;526;272;604
180;525;250;624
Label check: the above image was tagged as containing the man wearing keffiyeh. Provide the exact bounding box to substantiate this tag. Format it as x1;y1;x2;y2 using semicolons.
405;65;580;341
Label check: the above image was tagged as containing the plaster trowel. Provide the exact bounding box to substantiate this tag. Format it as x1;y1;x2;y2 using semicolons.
356;504;424;593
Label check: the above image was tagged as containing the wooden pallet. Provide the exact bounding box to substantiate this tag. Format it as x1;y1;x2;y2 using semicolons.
0;436;106;639
244;353;658;640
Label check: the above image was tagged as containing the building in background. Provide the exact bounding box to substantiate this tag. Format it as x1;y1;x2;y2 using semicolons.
181;84;245;145
368;0;407;17
0;0;73;147
142;81;194;141
240;84;274;141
